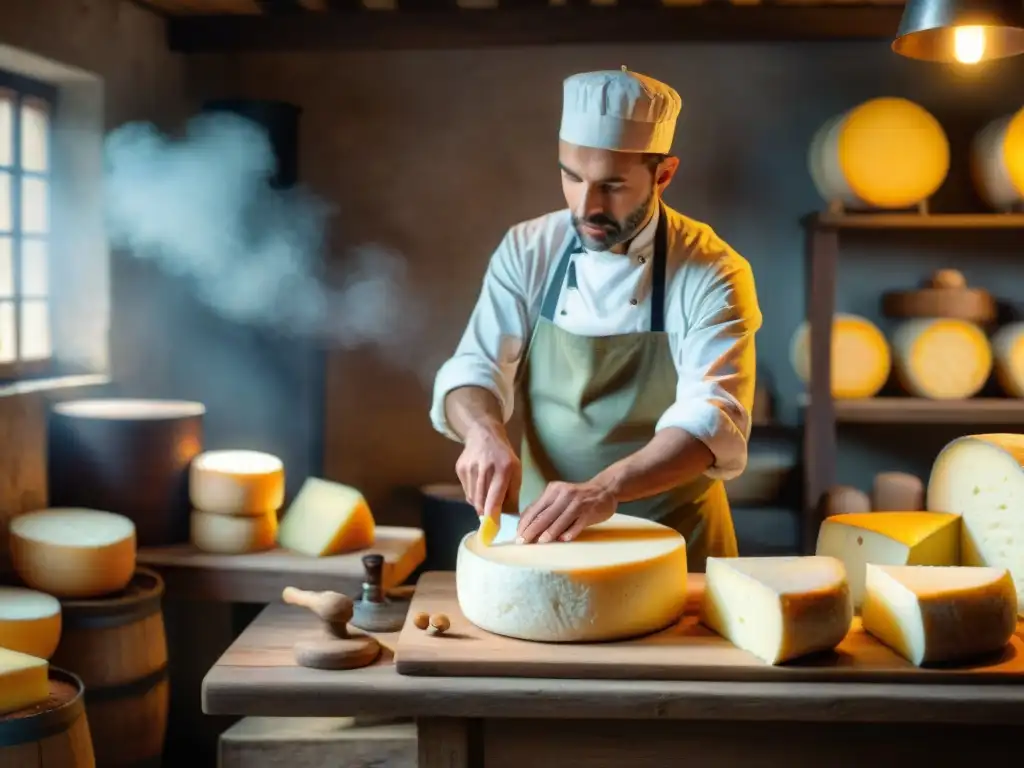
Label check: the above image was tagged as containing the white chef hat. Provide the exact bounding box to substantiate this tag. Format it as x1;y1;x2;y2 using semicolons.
559;67;681;154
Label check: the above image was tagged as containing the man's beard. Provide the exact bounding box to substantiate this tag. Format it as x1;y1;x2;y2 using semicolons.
572;188;655;252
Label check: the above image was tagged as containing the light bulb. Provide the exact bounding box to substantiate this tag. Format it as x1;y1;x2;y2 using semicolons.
953;25;986;64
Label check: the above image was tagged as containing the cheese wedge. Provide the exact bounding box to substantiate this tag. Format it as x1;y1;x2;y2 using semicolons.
277;477;375;557
700;556;853;665
815;511;960;610
0;646;49;716
862;564;1017;666
457;513;687;642
189;449;285;516
927;434;1024;614
477;514;499;546
0;587;61;659
191;509;278;554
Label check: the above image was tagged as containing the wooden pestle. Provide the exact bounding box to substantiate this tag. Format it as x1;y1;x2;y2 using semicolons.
282;586;354;637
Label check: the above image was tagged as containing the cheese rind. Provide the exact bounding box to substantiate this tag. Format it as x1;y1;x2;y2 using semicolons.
700;556;853;665
456;513;688;642
276;477;375;557
891;318;992;400
790;314;891;399
0;646;49;716
0;587;61;659
9;508;136;599
815;511;960;610
862;564;1017;666
189;449;285;516
190;509;278;554
927;434;1024;614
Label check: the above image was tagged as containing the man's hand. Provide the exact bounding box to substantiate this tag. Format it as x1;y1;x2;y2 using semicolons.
516;480;617;544
456;422;522;518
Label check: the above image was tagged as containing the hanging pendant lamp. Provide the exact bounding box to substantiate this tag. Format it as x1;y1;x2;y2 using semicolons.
892;0;1024;63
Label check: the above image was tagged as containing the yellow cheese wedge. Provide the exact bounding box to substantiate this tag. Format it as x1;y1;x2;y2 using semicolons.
276;477;376;557
9;508;136;599
189;449;285;516
700;556;853;665
190;509;278;554
990;322;1024;397
815;511;960;611
892;318;992;400
0;646;49;716
862;564;1017;666
477;514;499;546
457;513;687;642
790;314;891;399
927;434;1024;614
0;587;61;659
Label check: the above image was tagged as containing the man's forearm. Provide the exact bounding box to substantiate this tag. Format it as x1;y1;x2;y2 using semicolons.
592;427;715;503
444;386;507;441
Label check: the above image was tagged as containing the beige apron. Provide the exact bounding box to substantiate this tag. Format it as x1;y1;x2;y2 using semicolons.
517;204;737;572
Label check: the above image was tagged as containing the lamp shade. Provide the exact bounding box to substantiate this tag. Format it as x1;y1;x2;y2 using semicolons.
893;0;1024;63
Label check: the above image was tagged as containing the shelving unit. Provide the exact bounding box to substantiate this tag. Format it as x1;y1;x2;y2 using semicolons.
799;210;1024;553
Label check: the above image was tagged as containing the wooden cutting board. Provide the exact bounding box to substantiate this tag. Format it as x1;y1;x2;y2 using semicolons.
394;572;1024;684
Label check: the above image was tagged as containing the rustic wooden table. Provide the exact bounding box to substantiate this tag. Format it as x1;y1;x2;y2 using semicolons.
203;573;1024;767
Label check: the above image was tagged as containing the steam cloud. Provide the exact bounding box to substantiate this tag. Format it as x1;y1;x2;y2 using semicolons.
103;112;430;373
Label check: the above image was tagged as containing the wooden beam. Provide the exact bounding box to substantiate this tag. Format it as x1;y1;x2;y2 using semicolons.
166;4;906;51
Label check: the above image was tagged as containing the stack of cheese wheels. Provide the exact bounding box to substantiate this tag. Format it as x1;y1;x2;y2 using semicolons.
971;107;1024;211
790;313;891;399
9;509;137;598
891;318;992;399
456;513;688;642
991;322;1024;397
189;450;284;554
808;97;950;210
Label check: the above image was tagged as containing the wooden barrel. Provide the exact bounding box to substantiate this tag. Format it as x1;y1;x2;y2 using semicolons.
0;667;95;767
50;568;169;768
47;398;205;546
808;97;949;210
972;107;1024;211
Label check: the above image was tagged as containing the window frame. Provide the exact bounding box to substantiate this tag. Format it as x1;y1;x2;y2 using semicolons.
0;68;58;381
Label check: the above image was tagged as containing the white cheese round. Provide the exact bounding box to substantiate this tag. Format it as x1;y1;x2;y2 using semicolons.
190;508;278;554
0;587;61;659
189;449;285;516
455;513;688;642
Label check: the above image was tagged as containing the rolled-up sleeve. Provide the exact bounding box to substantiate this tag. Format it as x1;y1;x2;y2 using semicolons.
430;231;532;442
657;255;762;481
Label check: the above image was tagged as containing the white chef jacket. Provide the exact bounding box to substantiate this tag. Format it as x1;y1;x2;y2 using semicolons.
430;204;763;481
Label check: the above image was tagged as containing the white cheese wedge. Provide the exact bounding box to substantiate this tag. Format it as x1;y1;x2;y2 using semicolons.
189;449;285;516
456;513;688;642
9;509;136;599
862;564;1018;666
276;477;375;557
0;587;61;660
0;646;49;716
927;434;1024;614
815;511;960;610
700;556;853;665
190;509;278;554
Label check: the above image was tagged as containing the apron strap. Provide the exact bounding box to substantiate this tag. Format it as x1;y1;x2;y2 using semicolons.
540;235;581;322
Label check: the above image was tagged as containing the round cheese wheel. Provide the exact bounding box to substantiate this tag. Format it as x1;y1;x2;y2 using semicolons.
190;509;278;554
992;322;1024;397
0;587;61;659
892;318;992;399
972;108;1024;211
456;513;688;642
189;449;285;516
809;97;949;209
9;509;136;599
790;313;891;399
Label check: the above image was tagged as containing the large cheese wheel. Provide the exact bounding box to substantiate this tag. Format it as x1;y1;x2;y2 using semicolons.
808;97;950;210
991;322;1024;397
190;508;278;554
9;509;136;599
790;314;891;399
927;434;1024;614
891;318;992;399
456;513;688;642
0;587;61;659
189;449;285;516
971;108;1024;211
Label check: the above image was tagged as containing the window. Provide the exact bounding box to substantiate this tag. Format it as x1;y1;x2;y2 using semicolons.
0;70;56;379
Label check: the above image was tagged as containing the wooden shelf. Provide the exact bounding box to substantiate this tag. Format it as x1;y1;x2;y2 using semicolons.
805;212;1024;230
800;396;1024;424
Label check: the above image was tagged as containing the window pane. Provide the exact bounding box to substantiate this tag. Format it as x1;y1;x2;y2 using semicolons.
20;98;48;173
0;171;10;232
0;92;11;168
21;177;46;234
21;239;46;297
0;300;14;363
20;299;50;360
0;237;11;298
